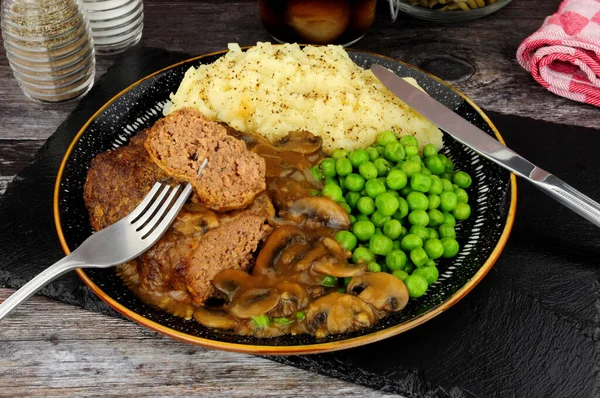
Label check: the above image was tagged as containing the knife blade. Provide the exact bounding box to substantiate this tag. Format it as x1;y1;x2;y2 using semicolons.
371;63;600;228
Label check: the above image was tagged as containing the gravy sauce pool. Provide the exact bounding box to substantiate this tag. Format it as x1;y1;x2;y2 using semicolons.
125;128;410;338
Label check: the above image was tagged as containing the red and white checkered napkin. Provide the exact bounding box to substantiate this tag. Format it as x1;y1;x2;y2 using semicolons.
516;0;600;106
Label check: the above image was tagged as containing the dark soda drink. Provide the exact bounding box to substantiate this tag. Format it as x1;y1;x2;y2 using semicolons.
258;0;377;46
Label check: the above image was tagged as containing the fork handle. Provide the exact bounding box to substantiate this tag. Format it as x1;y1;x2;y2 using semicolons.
0;255;84;321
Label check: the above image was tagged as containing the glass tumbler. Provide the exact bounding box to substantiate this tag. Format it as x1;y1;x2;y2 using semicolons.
82;0;144;55
1;0;96;103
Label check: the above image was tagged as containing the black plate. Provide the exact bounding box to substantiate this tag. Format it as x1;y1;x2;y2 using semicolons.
55;49;516;354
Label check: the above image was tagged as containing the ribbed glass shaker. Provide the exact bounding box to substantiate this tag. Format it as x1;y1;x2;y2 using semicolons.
1;0;96;103
82;0;143;55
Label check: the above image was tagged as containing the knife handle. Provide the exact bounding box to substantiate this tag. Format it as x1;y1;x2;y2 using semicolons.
530;168;600;228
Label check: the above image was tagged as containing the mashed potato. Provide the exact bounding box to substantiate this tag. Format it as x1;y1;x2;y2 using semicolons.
165;42;442;152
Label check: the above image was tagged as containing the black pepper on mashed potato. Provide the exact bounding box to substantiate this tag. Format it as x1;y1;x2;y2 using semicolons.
164;42;443;152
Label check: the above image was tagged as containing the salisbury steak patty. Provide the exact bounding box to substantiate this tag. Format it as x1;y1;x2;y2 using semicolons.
83;124;273;317
145;108;266;212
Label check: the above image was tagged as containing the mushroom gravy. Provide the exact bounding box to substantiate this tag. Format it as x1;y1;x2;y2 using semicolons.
124;127;409;338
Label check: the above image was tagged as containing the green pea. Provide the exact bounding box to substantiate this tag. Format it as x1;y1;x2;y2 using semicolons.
439;191;458;212
322;275;338;287
383;219;402;240
331;149;349;159
348;149;369;168
357;196;376;215
252;314;270;328
359;161;378;180
438;223;456;239
335;158;353;176
453;203;471;220
375;192;399;216
429;176;443;195
374;227;382;236
321;158;336;177
394;197;409;220
377;131;397;146
339;202;351;214
424;238;444;259
370;234;393;256
367;261;382;272
453;171;472;188
424;155;445;175
400;186;413;197
343;277;352;286
345;191;361;209
400;160;421;177
386;189;400;198
392;240;402;250
438;154;454;172
443;213;456;227
404;262;415;274
352;246;375;264
392;269;409;281
405;274;428;298
420;167;432;177
428;194;440;209
408;209;429;227
412;266;439;285
428;209;445;227
338;175;346;188
349;214;356;223
324;177;338;186
409;225;429;242
410;247;429;267
365;179;386;198
400;226;408;238
321;184;343;202
427;228;439;240
422;143;438;158
404;144;418;158
410;172;432;193
406;191;428;210
441;237;460;258
408;154;422;164
373;158;390;177
355;214;370;222
400;135;418;147
386;169;408;190
401;233;423;251
310;165;323;181
386;249;407;271
455;188;469;204
371;210;391;228
440;172;454;181
376;145;385;156
384;142;406;162
310;189;320;197
441;178;454;192
425;259;436;268
366;146;380;161
273;317;292;325
344;173;365;192
353;221;375;241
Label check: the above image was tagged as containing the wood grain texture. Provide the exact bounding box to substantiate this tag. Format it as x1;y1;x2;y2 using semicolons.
0;0;598;396
0;289;396;397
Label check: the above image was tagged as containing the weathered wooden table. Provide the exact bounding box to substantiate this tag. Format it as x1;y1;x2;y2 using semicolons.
1;0;598;395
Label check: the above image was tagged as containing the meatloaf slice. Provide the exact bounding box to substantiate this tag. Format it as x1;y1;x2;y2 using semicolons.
83;130;173;231
183;193;274;305
145;108;266;212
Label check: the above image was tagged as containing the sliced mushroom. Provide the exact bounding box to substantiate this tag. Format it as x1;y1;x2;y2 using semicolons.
172;210;220;236
212;269;254;300
305;292;376;338
271;281;310;317
347;272;409;313
228;287;281;319
312;257;366;277
267;177;314;210
285;197;351;229
274;130;323;155
276;241;312;267
293;242;328;272
194;307;238;330
253;226;304;275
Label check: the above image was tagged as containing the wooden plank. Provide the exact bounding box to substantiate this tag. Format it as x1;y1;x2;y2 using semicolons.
0;176;13;196
0;288;397;397
0;140;45;176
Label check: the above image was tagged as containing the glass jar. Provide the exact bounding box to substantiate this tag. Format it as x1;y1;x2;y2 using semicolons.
83;0;144;55
258;0;377;46
1;0;96;103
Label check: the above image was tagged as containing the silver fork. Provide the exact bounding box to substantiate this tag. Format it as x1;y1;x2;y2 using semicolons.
0;159;208;321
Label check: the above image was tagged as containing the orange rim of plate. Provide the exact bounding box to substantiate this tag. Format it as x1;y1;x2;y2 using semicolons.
53;47;518;355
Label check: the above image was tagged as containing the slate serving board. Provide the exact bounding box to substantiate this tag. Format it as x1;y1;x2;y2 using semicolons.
0;47;597;398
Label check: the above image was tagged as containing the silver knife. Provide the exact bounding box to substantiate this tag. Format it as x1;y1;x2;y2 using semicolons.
371;64;600;228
